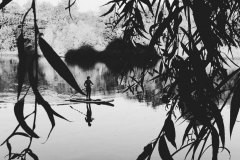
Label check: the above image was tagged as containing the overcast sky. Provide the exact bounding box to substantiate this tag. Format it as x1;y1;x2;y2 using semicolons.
11;0;109;12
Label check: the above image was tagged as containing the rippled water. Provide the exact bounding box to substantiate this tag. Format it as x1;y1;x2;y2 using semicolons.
0;56;240;160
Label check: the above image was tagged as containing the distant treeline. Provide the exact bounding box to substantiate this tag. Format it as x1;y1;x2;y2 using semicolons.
65;38;160;73
0;0;120;53
0;0;187;54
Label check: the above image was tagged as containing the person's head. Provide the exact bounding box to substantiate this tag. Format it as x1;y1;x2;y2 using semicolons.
87;76;90;80
88;122;92;126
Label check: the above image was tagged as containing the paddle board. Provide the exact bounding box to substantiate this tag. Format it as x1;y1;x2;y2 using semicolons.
68;98;114;103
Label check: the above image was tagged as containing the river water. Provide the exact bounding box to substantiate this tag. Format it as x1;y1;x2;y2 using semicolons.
0;55;239;160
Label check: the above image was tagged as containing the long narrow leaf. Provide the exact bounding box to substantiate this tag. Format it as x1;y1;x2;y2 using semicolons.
0;0;12;9
10;154;21;159
150;7;184;47
164;117;177;148
211;127;219;160
101;0;122;7
134;8;145;31
65;0;76;9
65;0;76;19
139;0;153;14
158;135;174;160
13;132;30;138
14;99;39;138
182;121;193;145
6;140;11;160
39;37;85;95
230;79;240;136
27;149;39;160
209;101;225;146
121;0;134;14
101;4;116;17
16;33;27;99
137;143;152;160
28;62;69;140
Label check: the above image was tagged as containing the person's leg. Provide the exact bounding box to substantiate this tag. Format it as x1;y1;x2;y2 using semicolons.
87;91;90;99
89;89;91;100
86;89;89;99
87;88;90;100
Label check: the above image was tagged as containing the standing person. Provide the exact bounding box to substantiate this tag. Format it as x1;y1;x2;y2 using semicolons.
84;76;94;100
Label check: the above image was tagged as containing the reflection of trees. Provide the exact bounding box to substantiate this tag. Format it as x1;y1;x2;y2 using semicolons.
0;57;18;92
0;56;164;106
65;38;160;74
102;71;118;94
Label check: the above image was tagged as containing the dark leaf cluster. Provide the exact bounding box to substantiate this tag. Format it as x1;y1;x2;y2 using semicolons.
1;0;85;158
103;0;240;159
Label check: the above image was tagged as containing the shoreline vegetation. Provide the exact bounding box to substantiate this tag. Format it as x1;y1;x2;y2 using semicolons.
0;0;123;54
65;39;160;72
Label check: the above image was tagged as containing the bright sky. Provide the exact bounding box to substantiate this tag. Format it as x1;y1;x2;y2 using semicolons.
12;0;109;12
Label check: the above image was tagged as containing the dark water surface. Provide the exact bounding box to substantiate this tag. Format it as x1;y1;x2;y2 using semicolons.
0;56;239;160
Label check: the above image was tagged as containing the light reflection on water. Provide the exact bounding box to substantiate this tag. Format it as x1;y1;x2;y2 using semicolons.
0;99;235;160
0;56;240;159
0;97;167;160
0;56;163;107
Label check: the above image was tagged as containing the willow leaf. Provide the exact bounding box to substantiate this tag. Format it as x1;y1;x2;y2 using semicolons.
121;0;134;14
0;0;12;9
66;0;76;19
209;101;225;146
13;132;30;138
28;63;69;140
158;135;174;160
39;37;85;95
27;149;39;160
7;140;11;160
101;4;116;17
136;143;152;160
230;79;240;137
10;154;21;159
211;127;219;160
14;99;39;138
182;121;193;145
140;0;153;14
164;117;177;148
16;33;27;99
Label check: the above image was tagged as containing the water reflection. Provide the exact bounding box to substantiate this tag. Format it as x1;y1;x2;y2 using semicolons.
65;39;160;74
85;103;94;127
0;56;163;107
1;55;240;160
0;97;166;160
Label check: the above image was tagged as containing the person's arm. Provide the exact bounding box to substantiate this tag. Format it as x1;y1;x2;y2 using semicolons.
90;80;94;85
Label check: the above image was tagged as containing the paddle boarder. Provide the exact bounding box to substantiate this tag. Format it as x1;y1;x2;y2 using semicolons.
84;76;94;100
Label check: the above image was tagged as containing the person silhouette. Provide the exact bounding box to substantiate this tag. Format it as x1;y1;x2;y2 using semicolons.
84;76;94;100
85;103;94;126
